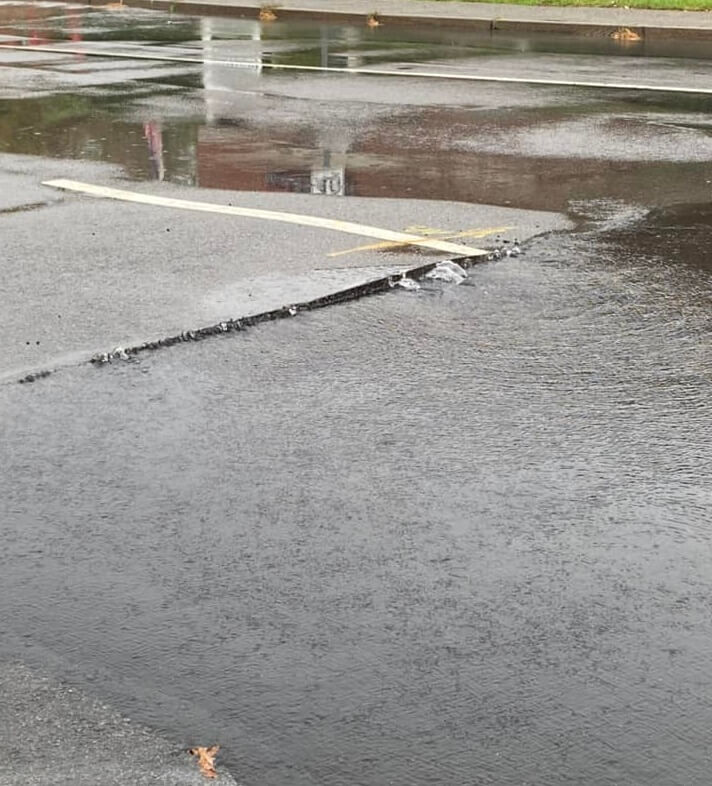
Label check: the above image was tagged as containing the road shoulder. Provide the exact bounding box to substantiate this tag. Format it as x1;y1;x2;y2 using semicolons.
0;660;238;786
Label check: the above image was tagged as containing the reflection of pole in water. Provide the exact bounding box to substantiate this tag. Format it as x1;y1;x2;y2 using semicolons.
64;8;82;43
143;121;165;181
201;18;262;124
320;25;328;68
345;27;363;69
26;3;50;46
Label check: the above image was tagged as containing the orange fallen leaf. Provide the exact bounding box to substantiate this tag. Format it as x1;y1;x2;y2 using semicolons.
366;13;381;27
259;7;277;21
189;745;220;779
611;27;641;41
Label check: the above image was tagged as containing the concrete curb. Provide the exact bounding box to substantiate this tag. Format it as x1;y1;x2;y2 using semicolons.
86;0;712;42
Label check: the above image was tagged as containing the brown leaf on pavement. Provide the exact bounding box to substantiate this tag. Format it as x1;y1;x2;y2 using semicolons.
611;27;642;41
188;745;220;779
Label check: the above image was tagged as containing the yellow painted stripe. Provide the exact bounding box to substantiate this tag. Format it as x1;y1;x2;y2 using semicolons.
42;179;488;258
328;226;512;257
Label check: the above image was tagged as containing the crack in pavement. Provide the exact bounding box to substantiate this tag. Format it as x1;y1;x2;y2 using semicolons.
10;253;493;387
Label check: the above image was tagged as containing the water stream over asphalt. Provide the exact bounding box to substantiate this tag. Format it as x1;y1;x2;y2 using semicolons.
2;207;712;785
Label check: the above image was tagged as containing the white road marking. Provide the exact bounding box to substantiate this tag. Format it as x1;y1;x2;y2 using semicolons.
42;179;488;257
5;43;712;95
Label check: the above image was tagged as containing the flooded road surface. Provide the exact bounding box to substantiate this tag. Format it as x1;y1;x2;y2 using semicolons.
2;4;712;212
3;3;712;784
2;205;712;785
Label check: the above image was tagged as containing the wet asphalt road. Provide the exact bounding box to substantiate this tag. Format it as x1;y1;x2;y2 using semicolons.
0;157;567;381
2;4;712;785
3;214;712;785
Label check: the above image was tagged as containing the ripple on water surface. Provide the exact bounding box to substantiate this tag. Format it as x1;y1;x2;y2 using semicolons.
1;223;712;785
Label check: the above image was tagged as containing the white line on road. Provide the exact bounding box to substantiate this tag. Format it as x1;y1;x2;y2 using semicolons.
5;43;712;95
42;179;488;257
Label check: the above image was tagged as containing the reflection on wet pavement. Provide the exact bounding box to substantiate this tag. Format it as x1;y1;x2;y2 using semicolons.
2;3;712;213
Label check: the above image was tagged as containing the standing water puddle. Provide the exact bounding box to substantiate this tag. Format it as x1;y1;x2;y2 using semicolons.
2;3;712;212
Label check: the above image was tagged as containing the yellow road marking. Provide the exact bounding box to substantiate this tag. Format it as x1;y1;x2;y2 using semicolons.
328;226;512;258
43;179;488;258
403;226;450;236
